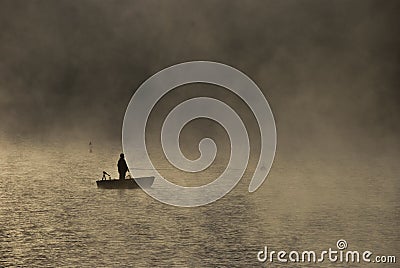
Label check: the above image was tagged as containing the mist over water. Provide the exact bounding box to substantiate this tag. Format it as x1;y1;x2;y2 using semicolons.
0;0;399;143
0;0;399;267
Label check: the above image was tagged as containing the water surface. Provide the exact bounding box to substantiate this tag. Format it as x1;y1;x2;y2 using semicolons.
0;141;398;267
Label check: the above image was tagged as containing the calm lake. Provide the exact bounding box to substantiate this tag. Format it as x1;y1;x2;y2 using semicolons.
0;140;398;267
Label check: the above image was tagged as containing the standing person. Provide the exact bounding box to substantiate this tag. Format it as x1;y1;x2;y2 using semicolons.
117;153;129;180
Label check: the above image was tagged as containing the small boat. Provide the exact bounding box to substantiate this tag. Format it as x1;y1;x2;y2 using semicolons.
96;171;154;189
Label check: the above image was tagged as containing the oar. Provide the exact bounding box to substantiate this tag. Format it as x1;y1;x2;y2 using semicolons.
102;171;111;180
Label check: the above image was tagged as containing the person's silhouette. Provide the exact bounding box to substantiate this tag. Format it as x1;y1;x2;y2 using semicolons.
117;153;129;180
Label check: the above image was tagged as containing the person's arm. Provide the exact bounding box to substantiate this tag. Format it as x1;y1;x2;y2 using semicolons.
125;160;129;171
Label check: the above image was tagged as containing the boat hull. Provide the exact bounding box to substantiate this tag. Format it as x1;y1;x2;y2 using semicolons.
96;177;155;189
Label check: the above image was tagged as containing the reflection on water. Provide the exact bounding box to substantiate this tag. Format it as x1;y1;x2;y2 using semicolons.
0;141;398;267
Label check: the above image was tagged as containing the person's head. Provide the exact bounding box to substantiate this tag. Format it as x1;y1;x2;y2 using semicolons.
120;153;124;158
